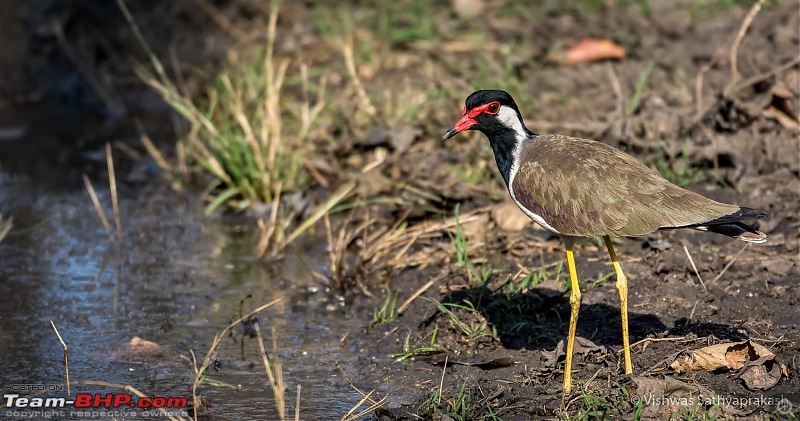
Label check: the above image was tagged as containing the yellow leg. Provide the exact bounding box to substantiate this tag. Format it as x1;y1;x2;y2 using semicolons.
563;240;581;393
603;236;633;375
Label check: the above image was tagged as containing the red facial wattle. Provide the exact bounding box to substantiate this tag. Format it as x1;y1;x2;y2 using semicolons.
442;101;501;141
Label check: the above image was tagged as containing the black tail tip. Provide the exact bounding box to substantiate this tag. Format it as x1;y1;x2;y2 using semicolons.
739;207;768;220
697;222;767;243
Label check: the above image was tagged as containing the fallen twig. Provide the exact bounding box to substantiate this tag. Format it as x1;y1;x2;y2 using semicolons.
343;40;377;118
335;362;386;421
83;175;113;240
50;322;70;397
397;270;448;315
437;356;448;405
0;214;12;244
711;243;750;284
683;244;707;292
727;0;768;89
106;143;122;241
255;324;286;421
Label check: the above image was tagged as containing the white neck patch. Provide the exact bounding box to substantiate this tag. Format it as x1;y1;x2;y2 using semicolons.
500;106;561;235
496;106;528;140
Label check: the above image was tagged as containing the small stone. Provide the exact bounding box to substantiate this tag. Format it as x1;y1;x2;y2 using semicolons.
491;201;530;232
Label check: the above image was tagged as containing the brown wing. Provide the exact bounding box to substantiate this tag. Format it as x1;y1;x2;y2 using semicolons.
511;135;741;237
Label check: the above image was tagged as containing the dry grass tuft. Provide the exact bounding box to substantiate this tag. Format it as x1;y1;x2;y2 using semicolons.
139;25;327;216
254;324;286;420
119;0;367;256
336;362;387;421
188;299;281;421
82;142;123;242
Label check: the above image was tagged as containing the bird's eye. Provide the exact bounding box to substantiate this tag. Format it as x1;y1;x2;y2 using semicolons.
486;102;500;114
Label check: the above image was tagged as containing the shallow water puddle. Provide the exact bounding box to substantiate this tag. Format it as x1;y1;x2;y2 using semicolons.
0;174;366;420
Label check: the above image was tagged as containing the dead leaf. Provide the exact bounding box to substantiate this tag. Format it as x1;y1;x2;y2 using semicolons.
541;337;605;369
763;106;800;131
550;39;625;65
670;340;787;390
491;200;530;232
762;83;800;131
472;357;515;369
771;84;799;118
432;356;515;370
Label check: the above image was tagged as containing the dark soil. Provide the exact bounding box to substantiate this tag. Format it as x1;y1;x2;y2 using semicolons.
351;2;799;419
1;0;798;420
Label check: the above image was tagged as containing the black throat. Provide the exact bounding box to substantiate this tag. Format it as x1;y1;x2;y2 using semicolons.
482;125;534;188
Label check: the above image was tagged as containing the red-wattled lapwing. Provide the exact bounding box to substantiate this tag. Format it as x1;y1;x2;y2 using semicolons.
442;90;768;393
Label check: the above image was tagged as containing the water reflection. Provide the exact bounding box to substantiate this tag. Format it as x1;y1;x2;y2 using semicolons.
0;175;364;419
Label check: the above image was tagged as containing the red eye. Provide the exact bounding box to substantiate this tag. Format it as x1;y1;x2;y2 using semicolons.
486;102;500;114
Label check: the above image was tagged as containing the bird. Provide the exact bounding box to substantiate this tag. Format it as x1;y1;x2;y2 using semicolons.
442;89;768;393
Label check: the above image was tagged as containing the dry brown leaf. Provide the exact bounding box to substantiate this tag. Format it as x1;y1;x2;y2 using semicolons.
671;341;763;371
726;344;748;368
762;83;800;131
432;355;515;370
764;106;800;131
771;85;797;113
670;340;787;390
541;337;605;369
550;38;626;65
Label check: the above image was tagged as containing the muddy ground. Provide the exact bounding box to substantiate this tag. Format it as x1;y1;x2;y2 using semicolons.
1;0;799;420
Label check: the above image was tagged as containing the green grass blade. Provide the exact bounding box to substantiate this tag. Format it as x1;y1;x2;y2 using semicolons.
205;186;241;216
628;61;655;116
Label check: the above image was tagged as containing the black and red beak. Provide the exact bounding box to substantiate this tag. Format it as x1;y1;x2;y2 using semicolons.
442;115;477;141
442;106;478;141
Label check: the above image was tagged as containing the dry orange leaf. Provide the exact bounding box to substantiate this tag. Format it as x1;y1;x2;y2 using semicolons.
670;340;788;390
552;39;626;65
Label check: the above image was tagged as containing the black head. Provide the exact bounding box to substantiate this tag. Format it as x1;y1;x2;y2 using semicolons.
442;90;531;141
442;90;535;188
464;90;519;113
